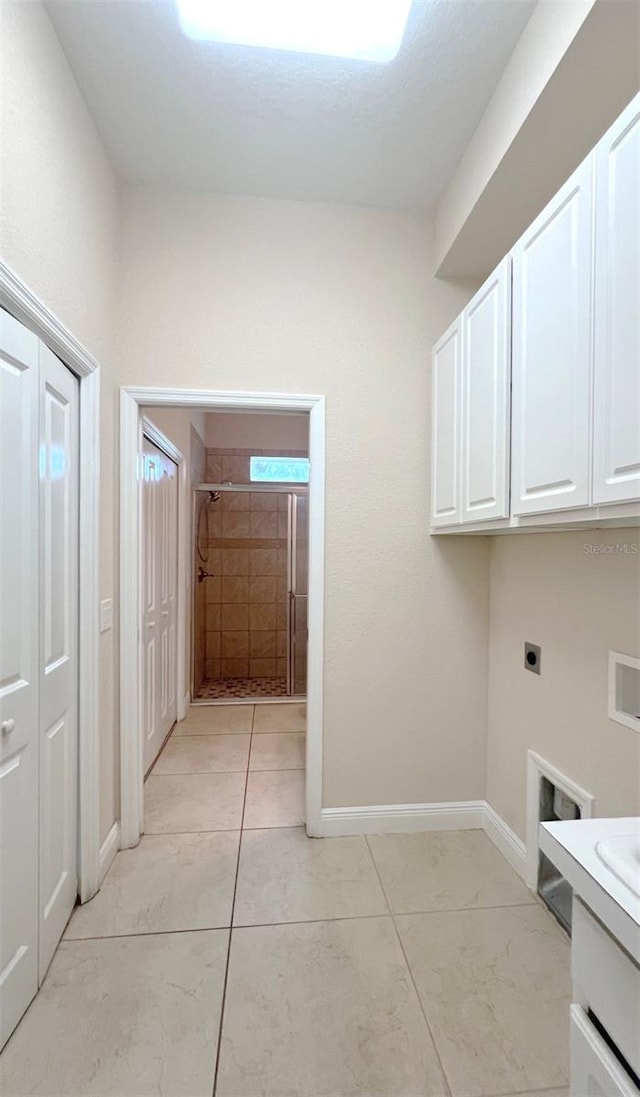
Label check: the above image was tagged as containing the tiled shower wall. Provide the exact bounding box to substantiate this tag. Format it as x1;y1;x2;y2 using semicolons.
201;447;307;682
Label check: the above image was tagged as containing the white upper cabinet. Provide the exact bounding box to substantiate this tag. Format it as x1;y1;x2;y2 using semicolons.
461;257;511;523
511;156;594;516
431;318;461;526
592;92;640;505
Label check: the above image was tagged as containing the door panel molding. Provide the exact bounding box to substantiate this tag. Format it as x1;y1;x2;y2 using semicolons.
120;387;325;845
0;261;101;905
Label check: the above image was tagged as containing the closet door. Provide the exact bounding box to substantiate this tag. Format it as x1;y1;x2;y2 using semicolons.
431;319;461;527
141;436;178;775
511;156;594;515
592;92;640;504
0;310;39;1049
38;344;79;980
461;257;511;523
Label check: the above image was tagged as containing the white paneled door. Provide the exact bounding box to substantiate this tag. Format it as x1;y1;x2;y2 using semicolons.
0;311;40;1050
0;309;79;1049
461;257;511;523
431;318;461;527
511;156;594;516
141;436;178;775
38;344;79;980
593;92;640;505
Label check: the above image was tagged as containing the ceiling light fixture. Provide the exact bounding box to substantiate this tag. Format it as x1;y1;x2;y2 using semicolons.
176;0;413;63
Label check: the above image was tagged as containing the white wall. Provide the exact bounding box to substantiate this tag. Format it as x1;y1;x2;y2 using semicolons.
205;411;308;451
0;0;120;841
117;187;490;808
486;532;640;839
435;0;640;279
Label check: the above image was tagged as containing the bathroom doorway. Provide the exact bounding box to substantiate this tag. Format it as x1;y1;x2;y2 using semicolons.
192;484;308;703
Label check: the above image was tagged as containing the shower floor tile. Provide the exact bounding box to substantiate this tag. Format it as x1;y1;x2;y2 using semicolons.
195;676;288;700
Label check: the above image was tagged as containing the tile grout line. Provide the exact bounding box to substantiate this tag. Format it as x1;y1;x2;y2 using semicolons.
364;836;454;1097
211;702;255;1097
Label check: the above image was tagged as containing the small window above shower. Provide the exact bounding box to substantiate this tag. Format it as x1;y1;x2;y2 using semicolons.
250;456;309;484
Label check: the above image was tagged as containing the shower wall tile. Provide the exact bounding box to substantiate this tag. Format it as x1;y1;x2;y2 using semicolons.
222;631;249;658
250;577;276;603
206;632;221;658
223;511;251;538
250;604;276;631
206;657;221;678
222;657;249;678
206;604;221;632
222;576;250;603
250;511;278;538
250;631;277;658
250;658;277;677
205;454;222;481
276;631;287;657
250;549;279;576
205;576;222;604
222;603;250;630
276;601;288;630
251;492;278;512
221;491;250;511
222;549;250;576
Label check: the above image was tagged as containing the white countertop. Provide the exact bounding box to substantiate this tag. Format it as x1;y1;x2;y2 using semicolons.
539;817;640;963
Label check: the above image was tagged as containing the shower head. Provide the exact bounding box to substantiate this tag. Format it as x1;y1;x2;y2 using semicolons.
209;491;221;503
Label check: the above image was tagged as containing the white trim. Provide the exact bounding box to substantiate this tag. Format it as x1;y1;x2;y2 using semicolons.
0;261;101;903
141;417;188;725
0;261;100;379
319;801;486;837
120;387;325;846
525;751;595;889
98;822;120;885
483;802;527;879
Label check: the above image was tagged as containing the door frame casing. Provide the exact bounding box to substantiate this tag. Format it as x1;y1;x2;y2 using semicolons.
0;261;101;903
120;387;326;845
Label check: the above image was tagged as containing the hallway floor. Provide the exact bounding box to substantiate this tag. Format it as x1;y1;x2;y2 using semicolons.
1;702;571;1097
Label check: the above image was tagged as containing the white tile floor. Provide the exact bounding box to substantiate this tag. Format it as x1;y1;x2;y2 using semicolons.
0;701;571;1097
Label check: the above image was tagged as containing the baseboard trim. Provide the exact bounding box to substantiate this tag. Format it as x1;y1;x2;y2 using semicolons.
319;801;486;837
482;802;527;880
98;822;120;886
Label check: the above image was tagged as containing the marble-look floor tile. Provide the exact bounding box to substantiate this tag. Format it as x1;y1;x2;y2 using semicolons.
173;704;254;736
144;772;245;833
234;827;387;926
249;731;305;771
368;829;534;913
253;702;306;734
0;931;228;1096
153;733;250;774
65;832;239;938
396;904;571;1097
243;769;304;828
216;918;448;1096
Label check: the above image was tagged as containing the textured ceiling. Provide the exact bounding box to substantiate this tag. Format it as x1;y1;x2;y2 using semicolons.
45;0;536;211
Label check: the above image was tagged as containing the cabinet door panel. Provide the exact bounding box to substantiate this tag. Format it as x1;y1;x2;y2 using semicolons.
462;257;511;523
511;157;594;515
593;93;640;504
431;321;461;527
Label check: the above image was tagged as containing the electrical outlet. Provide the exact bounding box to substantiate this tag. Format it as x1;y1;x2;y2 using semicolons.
524;642;541;675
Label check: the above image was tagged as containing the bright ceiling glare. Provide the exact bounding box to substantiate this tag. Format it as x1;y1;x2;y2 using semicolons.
175;0;414;63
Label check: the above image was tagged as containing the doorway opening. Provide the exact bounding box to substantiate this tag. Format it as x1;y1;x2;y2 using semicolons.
120;388;325;846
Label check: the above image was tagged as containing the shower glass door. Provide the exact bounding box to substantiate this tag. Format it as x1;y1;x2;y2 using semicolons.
288;493;308;696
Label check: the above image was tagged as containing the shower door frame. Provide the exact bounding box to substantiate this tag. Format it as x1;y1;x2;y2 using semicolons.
120;387;326;843
191;483;309;703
